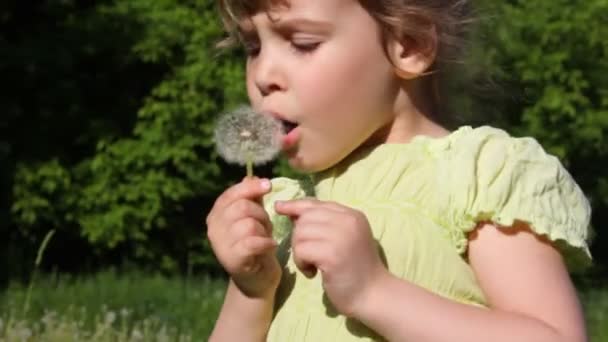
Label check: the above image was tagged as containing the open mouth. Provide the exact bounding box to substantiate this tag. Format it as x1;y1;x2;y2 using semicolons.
280;119;299;134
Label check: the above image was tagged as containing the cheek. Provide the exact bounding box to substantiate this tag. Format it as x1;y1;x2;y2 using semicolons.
245;66;259;104
298;47;394;117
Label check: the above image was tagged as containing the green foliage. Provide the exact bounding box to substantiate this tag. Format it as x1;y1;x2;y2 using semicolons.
8;0;249;272
12;161;72;229
482;0;608;162
466;0;608;266
3;0;608;274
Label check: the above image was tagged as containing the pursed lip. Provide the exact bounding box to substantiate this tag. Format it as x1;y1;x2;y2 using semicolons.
262;110;299;133
260;110;301;150
264;110;296;124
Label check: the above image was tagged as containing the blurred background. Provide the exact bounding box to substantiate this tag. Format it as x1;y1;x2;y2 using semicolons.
1;0;606;340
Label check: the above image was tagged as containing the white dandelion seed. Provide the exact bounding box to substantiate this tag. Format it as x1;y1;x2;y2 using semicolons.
214;105;283;177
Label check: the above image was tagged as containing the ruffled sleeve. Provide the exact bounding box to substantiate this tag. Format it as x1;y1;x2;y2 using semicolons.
441;126;592;271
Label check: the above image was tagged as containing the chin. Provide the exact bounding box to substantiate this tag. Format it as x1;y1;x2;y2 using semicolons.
287;154;336;174
287;158;316;173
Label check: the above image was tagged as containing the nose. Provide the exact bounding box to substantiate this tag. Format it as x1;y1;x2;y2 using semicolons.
251;47;285;97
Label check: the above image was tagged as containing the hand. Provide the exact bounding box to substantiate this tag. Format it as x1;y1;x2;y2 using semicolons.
206;177;282;298
275;199;388;316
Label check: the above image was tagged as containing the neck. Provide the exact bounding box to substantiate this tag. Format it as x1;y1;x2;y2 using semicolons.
363;77;449;147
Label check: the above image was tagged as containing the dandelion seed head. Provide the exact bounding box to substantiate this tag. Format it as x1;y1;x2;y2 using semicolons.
214;105;283;166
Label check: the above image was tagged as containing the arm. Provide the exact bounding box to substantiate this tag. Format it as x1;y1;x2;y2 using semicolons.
351;222;587;342
206;178;281;342
209;279;276;342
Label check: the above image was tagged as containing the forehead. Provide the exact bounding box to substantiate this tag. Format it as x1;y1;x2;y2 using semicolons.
224;0;351;23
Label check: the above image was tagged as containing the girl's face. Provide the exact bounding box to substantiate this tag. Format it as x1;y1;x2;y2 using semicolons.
243;0;401;172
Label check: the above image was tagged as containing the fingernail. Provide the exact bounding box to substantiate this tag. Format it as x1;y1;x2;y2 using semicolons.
260;179;271;190
275;200;283;207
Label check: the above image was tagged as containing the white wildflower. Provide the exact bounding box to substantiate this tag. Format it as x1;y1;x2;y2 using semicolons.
214;105;283;176
18;327;32;340
156;326;170;342
104;311;116;325
131;329;144;341
41;311;57;327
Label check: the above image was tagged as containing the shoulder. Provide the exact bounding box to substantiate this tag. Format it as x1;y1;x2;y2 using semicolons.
436;125;592;271
443;125;553;162
442;125;582;197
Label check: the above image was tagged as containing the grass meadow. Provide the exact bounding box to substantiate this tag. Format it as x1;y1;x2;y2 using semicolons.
0;271;225;341
0;271;606;341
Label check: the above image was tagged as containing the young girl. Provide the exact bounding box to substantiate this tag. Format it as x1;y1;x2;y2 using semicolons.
206;0;592;341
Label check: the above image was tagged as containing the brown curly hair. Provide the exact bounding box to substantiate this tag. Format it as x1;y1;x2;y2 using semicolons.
216;0;475;120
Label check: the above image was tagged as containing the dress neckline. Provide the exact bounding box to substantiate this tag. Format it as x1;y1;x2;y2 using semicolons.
312;125;474;180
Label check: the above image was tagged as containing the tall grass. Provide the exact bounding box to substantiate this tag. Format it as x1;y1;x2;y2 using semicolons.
1;271;607;341
23;229;55;316
0;271;226;341
581;285;608;342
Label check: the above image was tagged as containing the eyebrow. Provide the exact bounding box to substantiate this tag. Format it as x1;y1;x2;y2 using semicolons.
272;18;334;32
238;17;334;35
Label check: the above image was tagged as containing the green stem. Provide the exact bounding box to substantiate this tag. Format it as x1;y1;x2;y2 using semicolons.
246;158;253;178
23;229;55;315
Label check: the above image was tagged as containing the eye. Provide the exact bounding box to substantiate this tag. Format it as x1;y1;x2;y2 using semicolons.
290;41;321;54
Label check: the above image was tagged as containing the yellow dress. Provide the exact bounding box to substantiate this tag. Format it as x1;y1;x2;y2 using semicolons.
262;126;592;341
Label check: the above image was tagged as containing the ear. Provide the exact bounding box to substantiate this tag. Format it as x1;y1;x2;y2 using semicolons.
386;27;438;80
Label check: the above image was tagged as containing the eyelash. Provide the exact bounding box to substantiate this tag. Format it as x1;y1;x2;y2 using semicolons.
243;40;321;57
290;41;321;54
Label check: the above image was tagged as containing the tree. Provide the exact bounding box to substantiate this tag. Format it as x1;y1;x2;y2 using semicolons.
4;0;607;277
466;0;608;273
7;0;249;274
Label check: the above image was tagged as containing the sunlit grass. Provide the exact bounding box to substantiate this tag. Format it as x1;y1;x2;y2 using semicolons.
581;285;608;342
0;270;226;341
1;271;606;341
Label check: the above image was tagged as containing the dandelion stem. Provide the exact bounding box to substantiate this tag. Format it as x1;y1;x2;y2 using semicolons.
23;229;55;315
246;159;253;178
243;144;254;177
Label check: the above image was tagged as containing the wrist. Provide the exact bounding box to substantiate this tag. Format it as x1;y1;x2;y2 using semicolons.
349;268;396;320
230;276;279;300
211;279;277;342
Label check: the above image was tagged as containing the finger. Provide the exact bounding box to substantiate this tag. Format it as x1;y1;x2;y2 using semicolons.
213;177;272;212
235;235;278;256
274;198;321;217
275;198;351;218
318;200;350;213
229;218;271;246
224;199;272;234
233;236;277;274
291;224;338;246
292;240;328;279
292;206;344;228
